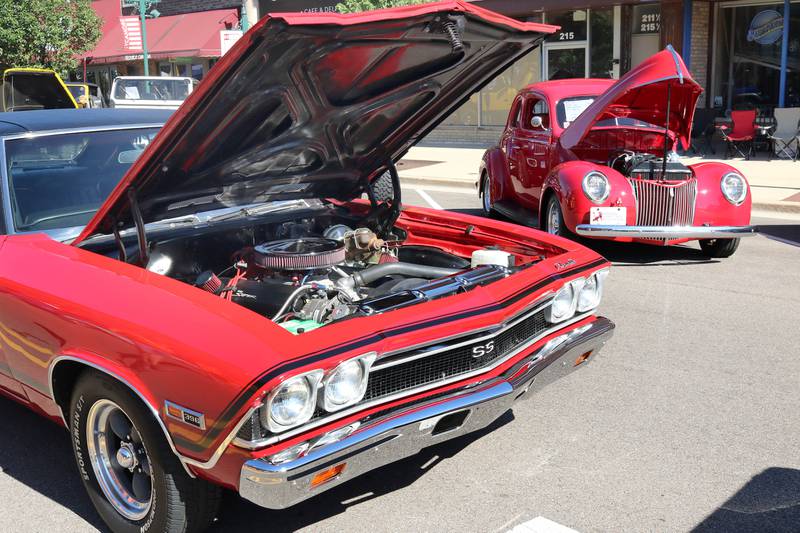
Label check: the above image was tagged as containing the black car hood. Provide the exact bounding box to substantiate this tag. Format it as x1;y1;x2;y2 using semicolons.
76;1;554;242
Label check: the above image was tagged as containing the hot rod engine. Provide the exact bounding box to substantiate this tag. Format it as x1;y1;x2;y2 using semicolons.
149;222;520;335
609;151;693;181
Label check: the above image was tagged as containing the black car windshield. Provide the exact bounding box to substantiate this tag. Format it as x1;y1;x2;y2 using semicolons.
6;127;160;232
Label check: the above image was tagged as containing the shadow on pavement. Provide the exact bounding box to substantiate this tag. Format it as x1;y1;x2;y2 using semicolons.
212;410;515;532
0;395;108;531
692;467;800;533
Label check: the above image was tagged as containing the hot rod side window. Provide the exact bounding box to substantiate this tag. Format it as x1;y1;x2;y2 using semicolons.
523;96;550;130
508;97;523;128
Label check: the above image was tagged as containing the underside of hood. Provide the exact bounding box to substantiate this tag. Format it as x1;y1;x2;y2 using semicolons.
76;1;555;243
559;46;702;153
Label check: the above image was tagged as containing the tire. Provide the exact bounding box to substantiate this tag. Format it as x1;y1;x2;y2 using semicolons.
542;194;575;239
372;170;394;202
480;173;493;215
699;238;740;258
69;371;220;533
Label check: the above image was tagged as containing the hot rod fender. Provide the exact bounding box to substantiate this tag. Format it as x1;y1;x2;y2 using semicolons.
688;161;752;226
480;147;512;203
541;161;636;232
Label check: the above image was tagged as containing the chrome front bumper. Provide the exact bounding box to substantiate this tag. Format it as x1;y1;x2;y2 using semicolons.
238;316;614;509
575;224;756;239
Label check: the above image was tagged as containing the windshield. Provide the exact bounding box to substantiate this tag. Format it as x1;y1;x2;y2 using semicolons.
66;85;86;100
556;96;664;130
6;127;160;232
113;79;190;101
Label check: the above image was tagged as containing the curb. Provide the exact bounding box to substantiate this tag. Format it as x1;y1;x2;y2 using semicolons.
400;176;800;215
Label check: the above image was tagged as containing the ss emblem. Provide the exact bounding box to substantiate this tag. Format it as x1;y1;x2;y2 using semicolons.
472;341;495;358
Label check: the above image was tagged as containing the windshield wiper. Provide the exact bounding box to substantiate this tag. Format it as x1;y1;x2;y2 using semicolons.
207;200;312;223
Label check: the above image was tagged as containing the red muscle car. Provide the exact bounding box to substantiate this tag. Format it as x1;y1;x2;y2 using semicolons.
479;47;754;258
0;3;614;532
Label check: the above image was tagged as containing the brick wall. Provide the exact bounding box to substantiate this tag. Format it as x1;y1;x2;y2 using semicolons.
690;0;710;108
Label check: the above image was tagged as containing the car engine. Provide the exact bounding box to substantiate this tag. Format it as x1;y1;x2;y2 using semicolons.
609;151;693;181
143;221;521;334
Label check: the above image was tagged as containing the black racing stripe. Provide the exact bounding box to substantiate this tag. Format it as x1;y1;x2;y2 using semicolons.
174;257;607;453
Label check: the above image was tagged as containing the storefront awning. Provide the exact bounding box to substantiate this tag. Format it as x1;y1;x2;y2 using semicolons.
84;9;240;64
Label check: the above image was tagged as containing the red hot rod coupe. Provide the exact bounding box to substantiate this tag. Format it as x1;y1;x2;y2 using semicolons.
0;4;614;532
479;47;754;258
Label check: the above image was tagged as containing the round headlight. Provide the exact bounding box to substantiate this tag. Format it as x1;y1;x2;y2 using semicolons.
322;354;376;412
720;172;747;205
547;282;577;323
582;171;610;204
264;371;322;432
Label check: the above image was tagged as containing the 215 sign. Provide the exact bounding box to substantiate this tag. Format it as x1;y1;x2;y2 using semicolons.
639;13;661;33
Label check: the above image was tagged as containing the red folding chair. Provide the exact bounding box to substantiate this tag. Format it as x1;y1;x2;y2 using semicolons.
717;110;757;159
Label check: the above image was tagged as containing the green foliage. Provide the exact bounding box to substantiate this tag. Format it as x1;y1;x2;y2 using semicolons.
335;0;428;14
0;0;102;75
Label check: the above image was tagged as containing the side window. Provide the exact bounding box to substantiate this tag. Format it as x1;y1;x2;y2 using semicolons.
523;96;550;130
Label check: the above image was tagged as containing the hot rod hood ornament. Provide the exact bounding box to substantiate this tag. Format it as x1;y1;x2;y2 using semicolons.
75;1;555;244
559;46;703;152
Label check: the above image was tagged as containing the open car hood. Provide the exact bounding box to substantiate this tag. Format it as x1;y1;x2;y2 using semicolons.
75;1;555;243
559;47;702;152
2;69;78;112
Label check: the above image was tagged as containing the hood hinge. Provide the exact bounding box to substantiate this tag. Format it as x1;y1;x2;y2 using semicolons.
127;188;149;266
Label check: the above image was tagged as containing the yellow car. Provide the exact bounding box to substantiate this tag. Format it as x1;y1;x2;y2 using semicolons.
2;67;78;112
65;81;104;108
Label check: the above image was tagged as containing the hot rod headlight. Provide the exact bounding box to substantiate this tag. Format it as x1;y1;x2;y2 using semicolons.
720;172;747;205
582;171;610;203
322;353;376;412
263;370;323;432
577;269;609;312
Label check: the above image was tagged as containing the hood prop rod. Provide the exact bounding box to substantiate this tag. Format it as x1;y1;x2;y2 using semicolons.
661;83;671;178
127;188;149;267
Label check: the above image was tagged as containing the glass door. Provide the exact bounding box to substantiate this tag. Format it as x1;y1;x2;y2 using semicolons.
544;44;589;80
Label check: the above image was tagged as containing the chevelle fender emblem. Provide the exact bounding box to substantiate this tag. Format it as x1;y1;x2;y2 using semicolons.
554;259;576;271
165;401;206;430
472;340;495;358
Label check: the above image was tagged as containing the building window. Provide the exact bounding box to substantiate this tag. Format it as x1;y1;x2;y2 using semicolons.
590;8;614;78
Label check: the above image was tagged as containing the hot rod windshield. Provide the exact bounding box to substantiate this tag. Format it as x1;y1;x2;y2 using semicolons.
5;127;160;233
556;97;663;130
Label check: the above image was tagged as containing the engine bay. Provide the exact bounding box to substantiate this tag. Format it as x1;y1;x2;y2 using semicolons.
132;212;540;334
608;151;693;181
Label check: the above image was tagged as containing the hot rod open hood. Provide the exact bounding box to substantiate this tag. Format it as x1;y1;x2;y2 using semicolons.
559;47;702;152
76;1;555;242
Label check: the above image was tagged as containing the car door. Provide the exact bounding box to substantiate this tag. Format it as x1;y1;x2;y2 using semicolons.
0;236;26;398
500;96;526;202
513;94;552;209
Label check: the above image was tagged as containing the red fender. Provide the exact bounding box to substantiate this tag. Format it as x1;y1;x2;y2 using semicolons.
689;162;752;226
480;148;513;203
541;161;636;232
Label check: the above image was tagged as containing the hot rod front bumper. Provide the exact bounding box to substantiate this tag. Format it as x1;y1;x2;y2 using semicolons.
238;316;614;509
575;224;756;239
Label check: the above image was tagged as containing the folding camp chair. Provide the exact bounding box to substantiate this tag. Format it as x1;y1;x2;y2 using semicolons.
717;109;757;159
689;108;718;155
769;108;800;161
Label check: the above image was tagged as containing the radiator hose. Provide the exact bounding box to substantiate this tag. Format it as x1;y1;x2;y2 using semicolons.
351;262;459;288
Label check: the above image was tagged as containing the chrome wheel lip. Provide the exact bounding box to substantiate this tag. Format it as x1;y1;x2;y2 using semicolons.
86;399;153;521
482;177;491;213
546;200;560;235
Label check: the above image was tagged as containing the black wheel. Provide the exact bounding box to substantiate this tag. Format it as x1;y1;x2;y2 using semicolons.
542;194;575;239
699;238;740;258
69;371;220;533
480;173;493;215
372;170;394;202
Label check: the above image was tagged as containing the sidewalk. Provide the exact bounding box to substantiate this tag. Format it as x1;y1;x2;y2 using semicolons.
398;146;800;214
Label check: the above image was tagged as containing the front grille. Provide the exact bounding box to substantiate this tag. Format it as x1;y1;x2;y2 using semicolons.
363;309;548;402
627;178;697;228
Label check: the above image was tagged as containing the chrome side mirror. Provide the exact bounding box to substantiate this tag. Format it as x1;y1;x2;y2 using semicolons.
530;116;544;129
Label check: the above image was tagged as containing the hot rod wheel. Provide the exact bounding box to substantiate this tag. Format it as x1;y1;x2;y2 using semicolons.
69;371;220;533
699;238;741;258
543;195;575;240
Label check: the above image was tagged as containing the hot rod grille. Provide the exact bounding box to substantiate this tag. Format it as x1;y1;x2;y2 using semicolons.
362;309;548;402
627;178;697;228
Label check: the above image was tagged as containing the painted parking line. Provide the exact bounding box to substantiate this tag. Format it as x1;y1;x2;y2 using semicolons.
508;516;580;533
415;188;444;210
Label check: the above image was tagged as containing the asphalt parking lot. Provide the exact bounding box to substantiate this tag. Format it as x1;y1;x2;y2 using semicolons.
1;186;799;533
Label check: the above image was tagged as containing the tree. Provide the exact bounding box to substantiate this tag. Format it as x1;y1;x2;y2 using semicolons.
0;0;102;75
336;0;427;14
